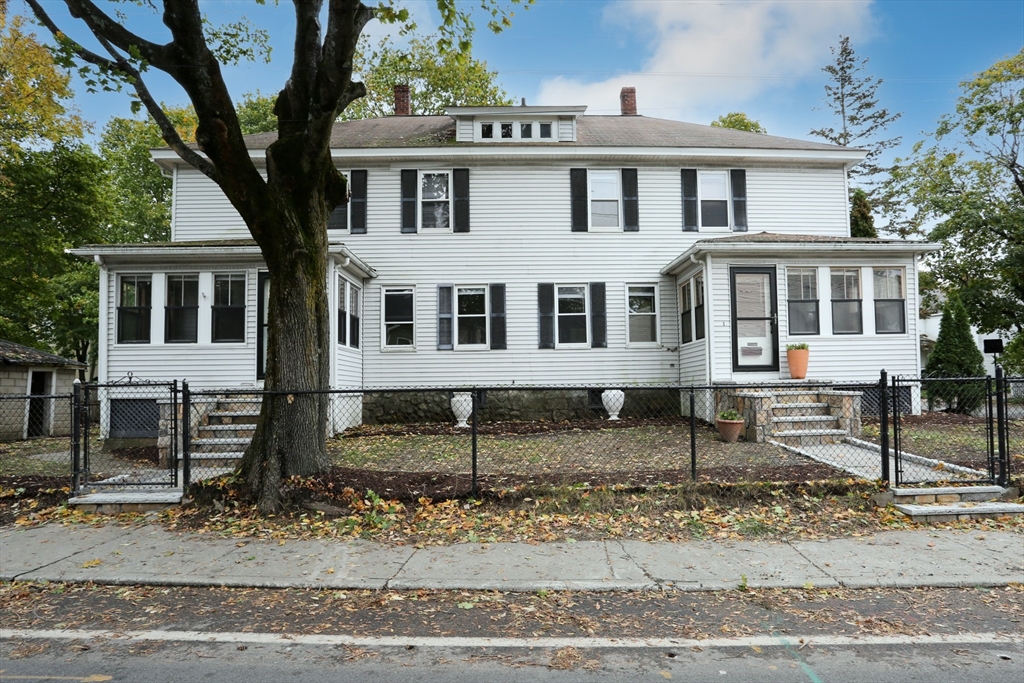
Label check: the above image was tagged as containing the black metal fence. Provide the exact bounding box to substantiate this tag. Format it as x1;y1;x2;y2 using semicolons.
1;370;1019;498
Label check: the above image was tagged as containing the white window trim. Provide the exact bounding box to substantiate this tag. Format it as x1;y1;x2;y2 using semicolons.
697;169;732;231
381;285;416;351
115;272;155;346
680;280;693;345
555;283;590;349
337;275;361;351
625;283;660;347
210;271;248;345
588;169;622;232
871;266;908;336
419;169;452;232
476;120;556;142
784;266;820;338
454;284;490;351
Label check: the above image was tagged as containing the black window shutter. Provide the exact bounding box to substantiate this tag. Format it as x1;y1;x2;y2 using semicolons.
570;168;588;232
453;168;470;233
538;283;555;349
622;168;639;232
490;284;506;350
350;170;367;234
327;205;347;231
681;169;698;231
437;284;453;350
731;169;747;231
590;282;607;348
401;169;417;233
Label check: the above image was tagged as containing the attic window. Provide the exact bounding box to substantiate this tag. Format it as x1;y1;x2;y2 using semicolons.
481;123;493;139
501;123;513;139
540;123;552;138
521;123;532;138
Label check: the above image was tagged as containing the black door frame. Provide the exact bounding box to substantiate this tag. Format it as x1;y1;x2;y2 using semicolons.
730;266;780;372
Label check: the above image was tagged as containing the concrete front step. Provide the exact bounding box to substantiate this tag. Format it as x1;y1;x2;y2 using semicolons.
772;402;830;416
68;490;182;513
772;415;839;426
893;501;1024;523
892;485;1017;505
191;437;252;452
196;424;256;439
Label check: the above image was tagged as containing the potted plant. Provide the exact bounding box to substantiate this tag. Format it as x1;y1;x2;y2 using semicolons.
716;409;745;443
786;342;810;379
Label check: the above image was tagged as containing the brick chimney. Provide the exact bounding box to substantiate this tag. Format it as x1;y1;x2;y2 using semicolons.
619;87;637;116
394;84;411;116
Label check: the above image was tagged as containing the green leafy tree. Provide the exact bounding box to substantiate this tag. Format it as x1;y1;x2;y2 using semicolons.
885;50;1023;339
923;295;986;413
26;0;529;512
849;187;877;238
710;112;766;134
1000;334;1024;376
810;36;901;202
0;143;110;354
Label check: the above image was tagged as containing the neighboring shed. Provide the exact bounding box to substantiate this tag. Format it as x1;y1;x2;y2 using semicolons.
0;340;85;440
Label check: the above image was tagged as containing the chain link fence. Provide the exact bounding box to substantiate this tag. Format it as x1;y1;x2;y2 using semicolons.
0;393;75;478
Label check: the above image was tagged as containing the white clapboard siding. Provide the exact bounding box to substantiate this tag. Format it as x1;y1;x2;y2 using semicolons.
104;265;262;388
746;169;848;236
708;255;921;383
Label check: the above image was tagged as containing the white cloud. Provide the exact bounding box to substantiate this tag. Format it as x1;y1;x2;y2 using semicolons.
536;0;874;122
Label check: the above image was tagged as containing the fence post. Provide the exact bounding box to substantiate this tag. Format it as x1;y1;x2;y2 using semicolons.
689;386;697;481
182;380;191;491
471;389;478;498
82;382;91;486
171;380;179;488
995;365;1008;487
986;375;996;483
71;379;81;495
879;369;889;485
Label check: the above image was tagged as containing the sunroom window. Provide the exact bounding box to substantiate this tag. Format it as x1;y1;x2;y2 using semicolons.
873;268;906;334
787;268;819;335
831;268;862;334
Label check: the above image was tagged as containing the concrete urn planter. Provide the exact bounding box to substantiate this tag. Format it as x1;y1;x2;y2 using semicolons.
602;389;625;420
451;392;473;428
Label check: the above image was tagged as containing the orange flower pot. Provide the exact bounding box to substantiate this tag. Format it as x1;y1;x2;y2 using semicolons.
787;348;809;380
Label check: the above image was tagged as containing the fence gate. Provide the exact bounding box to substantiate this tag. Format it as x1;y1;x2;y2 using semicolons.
73;381;179;494
889;370;1012;487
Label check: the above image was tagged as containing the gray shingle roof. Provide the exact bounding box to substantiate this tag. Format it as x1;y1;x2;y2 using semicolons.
237;115;852;152
0;340;86;368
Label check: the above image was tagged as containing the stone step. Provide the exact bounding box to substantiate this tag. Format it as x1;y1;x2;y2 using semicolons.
891;485;1015;505
770;429;848;447
893;501;1024;523
214;399;263;412
187;451;245;467
68;490;182;513
207;411;260;425
191;437;252;453
772;415;838;424
197;424;256;439
772;402;830;416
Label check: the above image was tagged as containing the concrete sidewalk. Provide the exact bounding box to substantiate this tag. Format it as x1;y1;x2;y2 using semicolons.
1;523;1021;592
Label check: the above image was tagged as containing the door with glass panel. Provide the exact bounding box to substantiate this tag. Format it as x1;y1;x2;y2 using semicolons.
730;267;779;372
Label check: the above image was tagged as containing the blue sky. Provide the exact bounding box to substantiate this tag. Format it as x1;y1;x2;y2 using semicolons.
17;0;1024;162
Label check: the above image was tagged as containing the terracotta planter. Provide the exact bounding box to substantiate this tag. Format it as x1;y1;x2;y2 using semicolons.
787;348;809;380
716;418;745;443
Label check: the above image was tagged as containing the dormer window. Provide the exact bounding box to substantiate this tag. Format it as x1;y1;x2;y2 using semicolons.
521;123;532;138
540;123;552;139
501;123;513;138
481;123;493;139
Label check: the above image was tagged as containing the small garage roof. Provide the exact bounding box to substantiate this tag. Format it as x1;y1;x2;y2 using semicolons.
0;340;86;368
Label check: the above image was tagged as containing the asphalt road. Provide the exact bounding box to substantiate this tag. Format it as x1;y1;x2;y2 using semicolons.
1;637;1022;682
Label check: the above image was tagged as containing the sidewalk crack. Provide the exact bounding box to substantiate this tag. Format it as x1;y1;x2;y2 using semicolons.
383;546;418;589
10;526;138;581
608;540;660;588
786;540;841;587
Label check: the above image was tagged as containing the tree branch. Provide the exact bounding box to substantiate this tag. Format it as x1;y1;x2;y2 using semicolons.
64;0;170;68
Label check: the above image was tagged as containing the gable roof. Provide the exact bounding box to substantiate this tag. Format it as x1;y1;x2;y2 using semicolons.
227;115;854;152
0;340;86;368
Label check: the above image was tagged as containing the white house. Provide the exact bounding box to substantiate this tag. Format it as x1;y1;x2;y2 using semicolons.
73;87;936;407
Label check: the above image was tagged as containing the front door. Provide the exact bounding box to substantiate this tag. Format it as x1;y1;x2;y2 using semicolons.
730;267;779;372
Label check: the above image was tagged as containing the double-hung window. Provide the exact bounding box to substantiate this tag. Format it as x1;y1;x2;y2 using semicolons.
456;286;488;348
830;268;862;334
337;279;360;348
589;170;620;228
681;169;747;231
873;268;906;334
694;274;705;340
421;172;451;230
787;268;819;335
680;282;693;344
383;287;415;348
212;274;246;343
117;275;152;344
627;285;658;344
165;274;199;343
557;285;588;346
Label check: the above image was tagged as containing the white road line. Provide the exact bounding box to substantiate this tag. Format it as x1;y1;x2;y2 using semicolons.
2;628;1020;649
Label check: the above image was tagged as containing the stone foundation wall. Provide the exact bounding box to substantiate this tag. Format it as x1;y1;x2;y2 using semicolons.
361;388;680;425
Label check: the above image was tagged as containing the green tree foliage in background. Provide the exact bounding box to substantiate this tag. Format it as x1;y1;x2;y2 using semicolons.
886;50;1023;340
849;187;877;238
710;112;766;134
923;294;986;413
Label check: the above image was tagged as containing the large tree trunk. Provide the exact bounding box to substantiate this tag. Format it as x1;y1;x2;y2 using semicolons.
238;141;338;513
